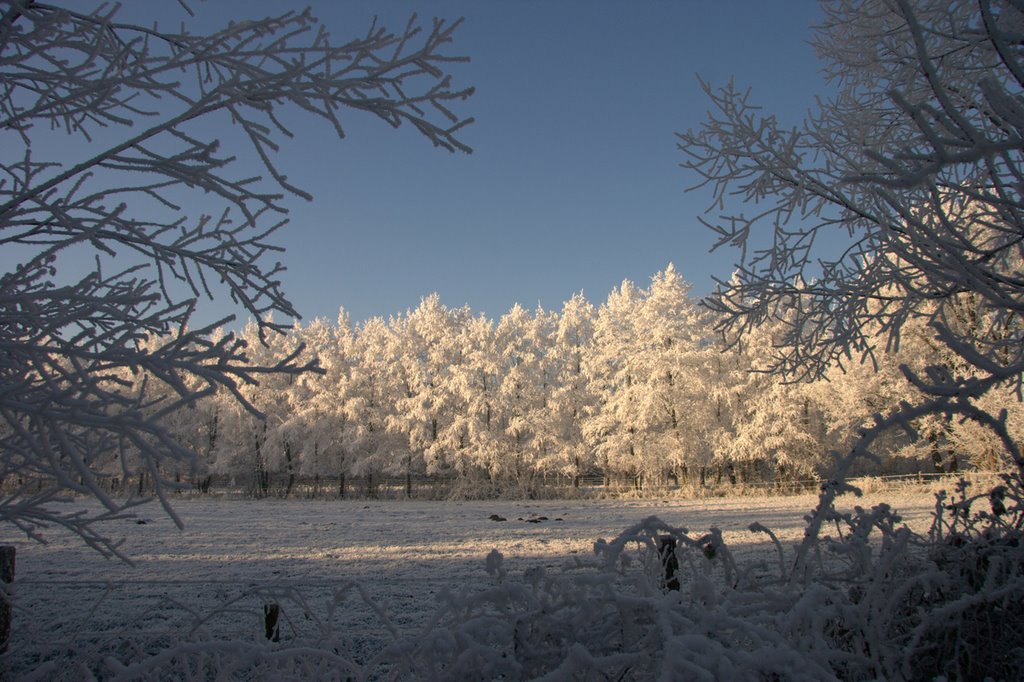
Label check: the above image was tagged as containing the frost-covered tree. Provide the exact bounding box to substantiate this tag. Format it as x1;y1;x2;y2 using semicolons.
816;288;1024;472
448;312;503;487
493;304;555;494
679;0;1024;496
634;265;719;484
344;316;404;496
547;293;597;488
584;280;652;489
129;332;221;492
387;295;467;495
211;319;304;498
679;0;1024;403
583;269;721;490
719;298;827;482
0;2;473;554
679;4;1024;675
275;315;355;497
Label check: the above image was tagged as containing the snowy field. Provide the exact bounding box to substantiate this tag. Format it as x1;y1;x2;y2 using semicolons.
2;489;942;676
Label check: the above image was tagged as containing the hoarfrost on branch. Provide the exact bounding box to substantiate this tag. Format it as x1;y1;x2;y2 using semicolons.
0;1;473;557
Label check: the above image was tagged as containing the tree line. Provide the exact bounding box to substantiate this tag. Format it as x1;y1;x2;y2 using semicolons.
127;264;1022;498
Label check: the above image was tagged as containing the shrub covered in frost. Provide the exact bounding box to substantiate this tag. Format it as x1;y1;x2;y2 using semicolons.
20;450;1021;680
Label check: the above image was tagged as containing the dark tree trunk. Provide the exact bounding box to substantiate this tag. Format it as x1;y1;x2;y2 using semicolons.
283;443;295;499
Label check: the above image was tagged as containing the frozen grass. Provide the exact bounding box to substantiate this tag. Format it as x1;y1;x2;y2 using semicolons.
0;491;940;677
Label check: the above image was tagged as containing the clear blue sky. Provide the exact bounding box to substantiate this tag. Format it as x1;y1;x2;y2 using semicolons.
82;2;834;326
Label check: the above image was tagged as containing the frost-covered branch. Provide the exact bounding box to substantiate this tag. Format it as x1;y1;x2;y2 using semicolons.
679;0;1024;389
0;2;473;555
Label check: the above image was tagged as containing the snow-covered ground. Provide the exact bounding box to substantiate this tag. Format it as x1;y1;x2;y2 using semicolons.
1;489;941;675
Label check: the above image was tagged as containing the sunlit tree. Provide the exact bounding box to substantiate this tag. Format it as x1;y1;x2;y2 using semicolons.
584;280;652;489
388;295;467;495
344;316;404;497
548;293;597;488
449;313;502;485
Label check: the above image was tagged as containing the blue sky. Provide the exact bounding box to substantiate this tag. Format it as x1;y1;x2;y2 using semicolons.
61;2;831;326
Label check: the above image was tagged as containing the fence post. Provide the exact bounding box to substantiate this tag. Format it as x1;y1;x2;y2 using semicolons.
263;603;280;642
657;536;680;591
0;545;14;653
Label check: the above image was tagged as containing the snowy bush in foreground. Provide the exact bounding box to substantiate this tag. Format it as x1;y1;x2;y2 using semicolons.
18;484;1017;680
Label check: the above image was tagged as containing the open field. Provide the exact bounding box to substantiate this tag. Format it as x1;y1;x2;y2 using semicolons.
1;489;943;676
